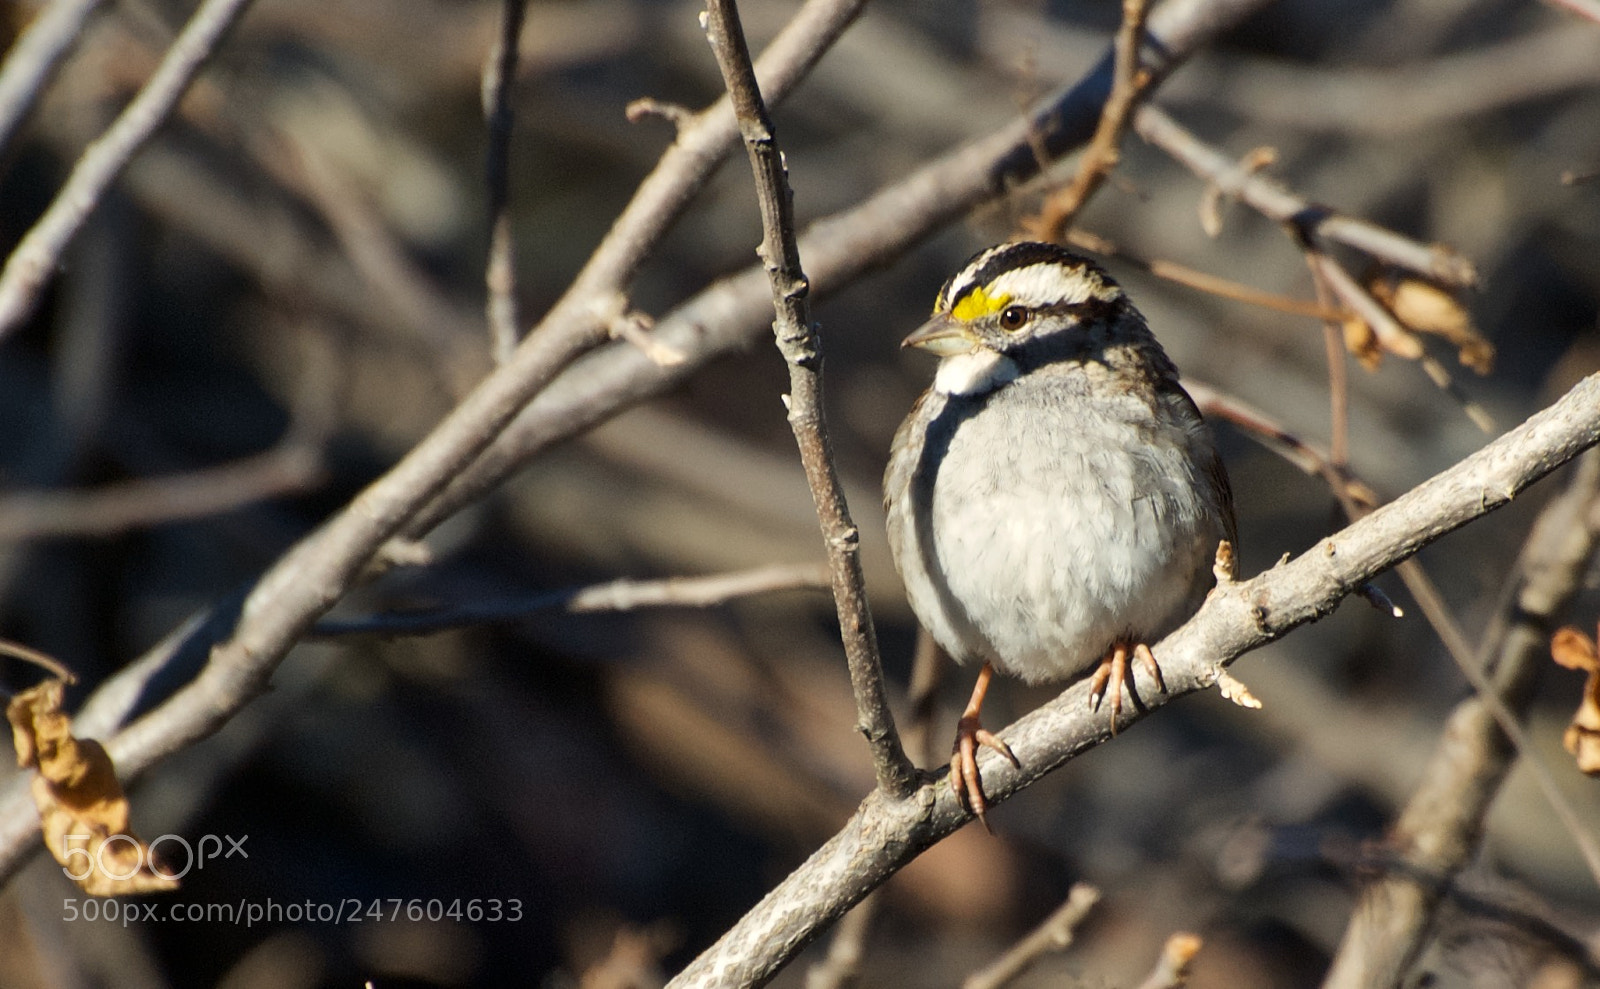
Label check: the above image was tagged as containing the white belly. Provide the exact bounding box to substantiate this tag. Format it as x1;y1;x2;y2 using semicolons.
889;382;1222;684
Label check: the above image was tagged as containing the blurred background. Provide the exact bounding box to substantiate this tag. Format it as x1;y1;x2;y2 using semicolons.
1;0;1599;985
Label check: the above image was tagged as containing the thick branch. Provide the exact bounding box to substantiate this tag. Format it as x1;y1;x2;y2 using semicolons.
1321;449;1600;989
704;0;915;795
666;373;1600;988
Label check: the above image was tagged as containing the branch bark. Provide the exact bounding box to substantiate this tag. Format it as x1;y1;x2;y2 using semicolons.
704;0;915;796
1321;448;1600;989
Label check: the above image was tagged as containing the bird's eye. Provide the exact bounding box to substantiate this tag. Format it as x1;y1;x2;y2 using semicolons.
998;305;1029;331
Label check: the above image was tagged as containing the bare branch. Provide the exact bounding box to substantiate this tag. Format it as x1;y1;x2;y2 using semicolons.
1066;229;1344;320
313;562;831;637
704;0;914;796
665;374;1600;988
484;0;528;364
1322;450;1600;989
962;884;1101;989
1026;0;1153;241
1135;105;1477;287
0;443;323;542
0;0;259;339
0;0;107;154
0;0;895;889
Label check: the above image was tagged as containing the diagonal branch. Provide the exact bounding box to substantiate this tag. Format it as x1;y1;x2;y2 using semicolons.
704;0;914;796
0;0;259;339
1027;0;1154;241
666;373;1600;988
1134;105;1477;287
1321;449;1600;989
0;0;108;154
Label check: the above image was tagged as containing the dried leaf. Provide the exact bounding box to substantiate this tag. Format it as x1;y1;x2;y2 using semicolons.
7;680;179;895
1552;627;1600;776
1552;626;1598;671
1342;314;1383;370
1369;272;1494;374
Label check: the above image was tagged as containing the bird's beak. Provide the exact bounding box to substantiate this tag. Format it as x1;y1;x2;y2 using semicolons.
901;315;978;357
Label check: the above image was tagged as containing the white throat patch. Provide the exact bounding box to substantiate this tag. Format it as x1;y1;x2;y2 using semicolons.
934;350;1018;397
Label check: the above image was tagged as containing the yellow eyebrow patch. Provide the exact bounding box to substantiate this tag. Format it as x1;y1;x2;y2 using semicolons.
948;285;1011;322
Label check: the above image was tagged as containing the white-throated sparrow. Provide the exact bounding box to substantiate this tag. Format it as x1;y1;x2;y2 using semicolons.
884;242;1236;822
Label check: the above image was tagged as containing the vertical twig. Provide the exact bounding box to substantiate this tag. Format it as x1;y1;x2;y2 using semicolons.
703;0;915;797
0;0;108;154
1306;254;1350;467
483;0;527;364
0;0;258;340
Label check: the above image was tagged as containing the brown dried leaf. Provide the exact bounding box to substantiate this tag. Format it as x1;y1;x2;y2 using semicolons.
6;680;179;895
1369;272;1494;374
1552;627;1600;776
1552;626;1599;671
1342;314;1383;370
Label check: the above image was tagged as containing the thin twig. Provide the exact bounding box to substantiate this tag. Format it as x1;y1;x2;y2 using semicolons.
1135;105;1478;288
962;884;1101;989
1067;229;1344;319
483;0;528;364
1135;933;1203;989
312;563;831;637
1306;252;1350;466
1183;380;1379;508
664;373;1600;989
0;0;259;340
0;639;78;685
704;0;915;797
1322;450;1600;989
1026;0;1153;241
0;443;324;542
1304;248;1423;360
0;0;108;154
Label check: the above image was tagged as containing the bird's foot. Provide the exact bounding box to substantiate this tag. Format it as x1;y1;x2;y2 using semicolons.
950;712;1019;831
1087;641;1166;733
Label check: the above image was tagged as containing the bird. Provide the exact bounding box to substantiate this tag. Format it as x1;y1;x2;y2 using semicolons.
883;241;1236;824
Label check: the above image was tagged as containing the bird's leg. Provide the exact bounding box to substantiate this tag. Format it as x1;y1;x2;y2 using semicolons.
950;661;1019;829
1087;641;1167;734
